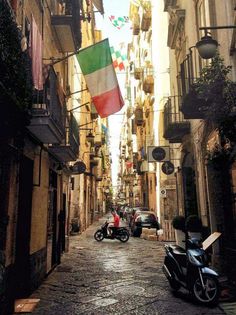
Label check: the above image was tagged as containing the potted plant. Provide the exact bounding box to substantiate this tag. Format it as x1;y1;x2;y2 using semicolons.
143;75;154;93
134;67;143;80
141;1;151;31
172;215;186;249
188;54;236;130
185;215;202;240
132;13;140;35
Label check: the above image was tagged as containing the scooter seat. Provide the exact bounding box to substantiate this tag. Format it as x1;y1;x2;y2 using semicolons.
170;244;187;268
169;244;186;254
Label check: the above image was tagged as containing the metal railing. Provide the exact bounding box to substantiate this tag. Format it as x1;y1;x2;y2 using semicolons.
32;67;65;133
64;113;79;155
164;96;186;127
178;47;202;98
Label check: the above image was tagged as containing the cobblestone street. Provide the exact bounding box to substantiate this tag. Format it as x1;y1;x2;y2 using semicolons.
29;217;226;315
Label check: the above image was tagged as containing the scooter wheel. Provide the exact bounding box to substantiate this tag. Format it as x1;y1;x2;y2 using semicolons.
119;231;129;242
94;230;104;242
193;275;219;305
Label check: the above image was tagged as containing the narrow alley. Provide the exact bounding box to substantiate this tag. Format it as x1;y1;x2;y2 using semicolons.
29;217;225;315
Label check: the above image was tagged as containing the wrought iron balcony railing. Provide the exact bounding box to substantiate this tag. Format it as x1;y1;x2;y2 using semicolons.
49;113;79;162
163;96;190;143
178;48;206;119
51;0;82;53
28;66;66;144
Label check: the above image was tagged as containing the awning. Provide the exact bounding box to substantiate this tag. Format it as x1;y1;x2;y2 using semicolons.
92;0;104;15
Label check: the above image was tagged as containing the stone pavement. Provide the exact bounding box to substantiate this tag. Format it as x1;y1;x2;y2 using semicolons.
22;217;232;314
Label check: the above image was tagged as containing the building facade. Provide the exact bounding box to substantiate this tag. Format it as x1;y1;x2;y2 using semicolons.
162;0;236;282
0;0;110;313
121;0;236;285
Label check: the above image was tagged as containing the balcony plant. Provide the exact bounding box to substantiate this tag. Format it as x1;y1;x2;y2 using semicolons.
190;54;236;138
132;13;140;35
143;75;154;94
205;138;233;169
172;215;185;231
134;67;143;80
185;215;202;240
172;215;186;249
0;0;33;138
141;0;151;31
135;106;144;126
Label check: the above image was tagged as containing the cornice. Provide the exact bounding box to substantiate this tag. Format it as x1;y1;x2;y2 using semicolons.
167;9;185;49
163;0;178;12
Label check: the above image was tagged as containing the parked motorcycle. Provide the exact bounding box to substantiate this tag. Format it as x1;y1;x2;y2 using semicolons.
94;221;129;243
163;238;220;305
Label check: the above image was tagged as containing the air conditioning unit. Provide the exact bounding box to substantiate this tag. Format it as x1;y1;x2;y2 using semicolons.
147;146;170;162
160;188;167;198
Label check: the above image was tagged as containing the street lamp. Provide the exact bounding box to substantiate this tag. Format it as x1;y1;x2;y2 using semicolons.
196;25;236;59
196;34;218;59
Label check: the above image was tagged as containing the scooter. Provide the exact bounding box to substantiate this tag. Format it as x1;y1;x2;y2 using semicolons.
94;221;130;243
163;238;220;305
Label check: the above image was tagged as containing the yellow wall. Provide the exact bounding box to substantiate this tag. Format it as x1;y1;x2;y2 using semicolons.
30;150;49;253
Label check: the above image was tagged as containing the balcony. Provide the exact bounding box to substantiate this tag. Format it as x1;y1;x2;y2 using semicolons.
28;67;65;144
163;96;190;143
141;2;151;31
49;113;79;162
51;0;82;53
143;75;154;94
134;67;143;80
94;158;102;180
179;48;207;119
91;103;98;119
164;0;177;12
135;107;144;126
132;14;140;35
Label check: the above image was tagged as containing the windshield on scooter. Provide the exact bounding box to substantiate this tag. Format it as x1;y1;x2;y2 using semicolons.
187;238;202;249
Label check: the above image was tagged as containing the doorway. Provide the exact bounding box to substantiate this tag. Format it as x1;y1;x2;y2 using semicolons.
15;155;33;297
182;153;198;218
46;170;58;273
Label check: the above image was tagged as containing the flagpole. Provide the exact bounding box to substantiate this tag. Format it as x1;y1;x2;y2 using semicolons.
47;39;109;66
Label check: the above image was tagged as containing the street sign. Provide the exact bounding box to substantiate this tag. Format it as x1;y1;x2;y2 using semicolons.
161;161;175;175
147;146;170;162
160;188;167;198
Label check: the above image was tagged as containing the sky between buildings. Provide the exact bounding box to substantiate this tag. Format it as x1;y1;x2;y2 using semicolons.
96;0;132;190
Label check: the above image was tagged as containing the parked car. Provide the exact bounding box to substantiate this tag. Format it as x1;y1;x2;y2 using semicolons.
131;211;160;237
129;207;149;227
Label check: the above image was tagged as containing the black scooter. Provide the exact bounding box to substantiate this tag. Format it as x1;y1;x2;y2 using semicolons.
94;221;130;242
163;238;220;305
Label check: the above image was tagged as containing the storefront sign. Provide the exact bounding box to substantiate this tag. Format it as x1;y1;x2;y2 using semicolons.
71;161;86;174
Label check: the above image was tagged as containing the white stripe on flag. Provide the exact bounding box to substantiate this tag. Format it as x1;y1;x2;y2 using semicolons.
84;64;118;97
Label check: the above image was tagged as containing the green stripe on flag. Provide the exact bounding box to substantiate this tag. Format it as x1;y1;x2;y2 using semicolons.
77;39;112;75
110;46;115;54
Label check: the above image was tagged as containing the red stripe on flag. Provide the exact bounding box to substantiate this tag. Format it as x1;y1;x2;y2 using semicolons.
113;60;118;68
92;87;124;118
119;63;125;71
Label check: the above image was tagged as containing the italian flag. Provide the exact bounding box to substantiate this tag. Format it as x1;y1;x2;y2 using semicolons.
76;39;124;118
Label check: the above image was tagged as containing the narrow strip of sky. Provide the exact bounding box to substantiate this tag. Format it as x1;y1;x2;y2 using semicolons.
95;0;132;190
